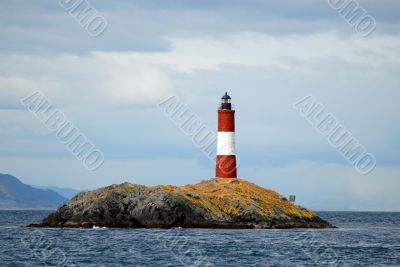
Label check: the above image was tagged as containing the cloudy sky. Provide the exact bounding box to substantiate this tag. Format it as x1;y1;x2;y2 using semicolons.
0;0;399;211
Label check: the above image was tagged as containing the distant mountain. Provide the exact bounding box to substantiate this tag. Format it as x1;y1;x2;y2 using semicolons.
31;185;81;199
0;173;68;210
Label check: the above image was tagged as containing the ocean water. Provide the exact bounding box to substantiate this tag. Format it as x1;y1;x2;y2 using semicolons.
0;211;399;266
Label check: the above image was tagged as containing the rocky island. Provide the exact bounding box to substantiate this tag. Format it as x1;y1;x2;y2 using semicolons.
30;178;334;229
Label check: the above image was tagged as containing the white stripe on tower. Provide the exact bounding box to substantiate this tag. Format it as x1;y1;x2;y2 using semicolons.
217;132;236;155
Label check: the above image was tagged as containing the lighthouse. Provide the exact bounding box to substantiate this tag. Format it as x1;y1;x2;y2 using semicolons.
216;92;237;178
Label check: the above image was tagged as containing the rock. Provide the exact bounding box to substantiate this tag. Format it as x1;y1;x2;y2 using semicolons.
30;178;335;229
185;191;200;199
229;179;240;184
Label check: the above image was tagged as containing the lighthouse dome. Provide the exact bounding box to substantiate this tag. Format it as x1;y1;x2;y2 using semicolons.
222;92;231;99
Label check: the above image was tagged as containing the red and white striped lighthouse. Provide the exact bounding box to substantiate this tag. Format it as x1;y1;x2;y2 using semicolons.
216;92;237;178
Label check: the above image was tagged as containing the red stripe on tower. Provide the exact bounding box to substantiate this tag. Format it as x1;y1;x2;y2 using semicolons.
216;92;237;178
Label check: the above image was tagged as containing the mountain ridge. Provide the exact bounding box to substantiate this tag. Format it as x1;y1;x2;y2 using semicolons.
0;173;68;210
30;185;81;199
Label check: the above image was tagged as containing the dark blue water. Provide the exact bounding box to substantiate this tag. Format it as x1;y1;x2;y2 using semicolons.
0;211;399;266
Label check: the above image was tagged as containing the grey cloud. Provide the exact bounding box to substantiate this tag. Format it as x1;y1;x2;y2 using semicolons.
1;0;400;55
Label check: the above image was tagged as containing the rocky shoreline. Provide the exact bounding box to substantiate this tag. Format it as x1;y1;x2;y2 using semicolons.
29;178;335;229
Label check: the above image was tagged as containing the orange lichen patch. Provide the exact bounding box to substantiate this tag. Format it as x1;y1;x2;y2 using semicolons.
160;185;179;192
174;178;316;219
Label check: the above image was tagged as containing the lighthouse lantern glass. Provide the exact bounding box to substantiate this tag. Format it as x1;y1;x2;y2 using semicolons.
220;93;232;110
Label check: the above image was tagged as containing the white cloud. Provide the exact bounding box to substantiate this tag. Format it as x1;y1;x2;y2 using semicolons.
0;53;175;109
98;32;400;73
0;75;62;108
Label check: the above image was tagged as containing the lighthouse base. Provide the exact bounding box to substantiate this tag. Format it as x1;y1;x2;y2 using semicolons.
216;155;237;178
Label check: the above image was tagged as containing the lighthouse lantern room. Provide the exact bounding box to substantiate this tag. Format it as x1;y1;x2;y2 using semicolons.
220;92;232;110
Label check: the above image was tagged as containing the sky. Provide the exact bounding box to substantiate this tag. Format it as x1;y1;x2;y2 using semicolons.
0;0;399;211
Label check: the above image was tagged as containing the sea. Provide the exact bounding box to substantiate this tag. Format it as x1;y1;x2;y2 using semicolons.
0;211;399;266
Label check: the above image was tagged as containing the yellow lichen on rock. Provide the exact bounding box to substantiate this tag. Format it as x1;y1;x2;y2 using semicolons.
175;178;316;219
